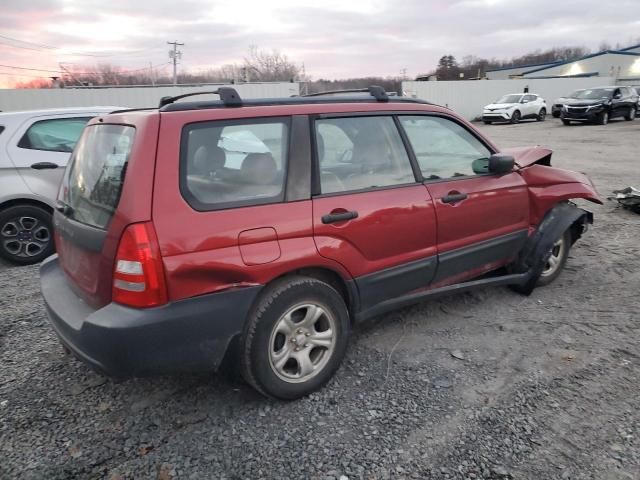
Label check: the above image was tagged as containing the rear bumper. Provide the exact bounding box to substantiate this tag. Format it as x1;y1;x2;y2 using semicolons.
40;255;261;377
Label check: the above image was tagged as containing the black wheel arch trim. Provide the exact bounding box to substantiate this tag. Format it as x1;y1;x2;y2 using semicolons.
511;202;593;294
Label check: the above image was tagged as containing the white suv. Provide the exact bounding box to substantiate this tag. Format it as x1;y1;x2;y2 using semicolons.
482;93;547;124
0;107;118;264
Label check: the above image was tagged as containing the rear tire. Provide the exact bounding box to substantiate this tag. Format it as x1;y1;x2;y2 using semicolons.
483;120;492;125
510;110;521;124
0;205;55;265
537;108;546;121
552;111;561;118
240;276;350;400
625;107;636;121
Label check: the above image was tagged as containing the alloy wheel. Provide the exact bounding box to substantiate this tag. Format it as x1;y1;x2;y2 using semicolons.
541;236;566;278
268;303;337;383
1;216;51;259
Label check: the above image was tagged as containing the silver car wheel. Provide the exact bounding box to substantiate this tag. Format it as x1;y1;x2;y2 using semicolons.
268;303;337;384
541;237;566;277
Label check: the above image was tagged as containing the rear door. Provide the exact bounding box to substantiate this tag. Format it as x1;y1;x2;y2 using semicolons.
522;95;537;117
7;115;94;203
311;115;438;311
398;115;529;286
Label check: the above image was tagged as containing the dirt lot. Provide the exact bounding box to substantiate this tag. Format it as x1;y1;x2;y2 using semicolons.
1;117;639;480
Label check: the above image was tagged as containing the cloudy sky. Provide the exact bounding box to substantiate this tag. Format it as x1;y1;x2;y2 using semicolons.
2;0;640;87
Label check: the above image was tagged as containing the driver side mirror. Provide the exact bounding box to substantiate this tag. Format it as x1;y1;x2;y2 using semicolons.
613;92;622;99
489;154;515;174
521;99;529;103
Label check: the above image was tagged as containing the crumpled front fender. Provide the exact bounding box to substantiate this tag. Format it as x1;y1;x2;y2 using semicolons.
519;164;602;224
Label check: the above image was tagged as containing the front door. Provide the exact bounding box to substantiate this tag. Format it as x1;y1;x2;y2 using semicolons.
398;114;529;286
311;115;438;311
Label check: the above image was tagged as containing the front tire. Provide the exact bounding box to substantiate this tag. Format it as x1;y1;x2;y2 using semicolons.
625;107;636;121
510;110;521;124
562;119;571;125
537;108;546;121
483;120;492;125
597;111;609;125
536;229;571;287
0;205;54;265
240;276;350;400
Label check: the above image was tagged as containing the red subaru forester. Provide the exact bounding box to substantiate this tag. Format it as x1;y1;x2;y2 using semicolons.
40;87;601;399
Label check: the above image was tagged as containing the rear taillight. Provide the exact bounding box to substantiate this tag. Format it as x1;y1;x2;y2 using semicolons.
113;222;168;308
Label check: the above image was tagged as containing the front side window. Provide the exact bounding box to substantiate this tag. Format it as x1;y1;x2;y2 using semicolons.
182;118;289;210
18;117;92;152
399;116;492;180
315;116;415;194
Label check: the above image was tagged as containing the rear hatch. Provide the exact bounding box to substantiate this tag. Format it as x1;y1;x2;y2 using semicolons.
54;113;159;308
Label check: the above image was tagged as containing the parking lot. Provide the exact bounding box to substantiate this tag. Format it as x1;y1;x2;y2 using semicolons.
1;117;638;480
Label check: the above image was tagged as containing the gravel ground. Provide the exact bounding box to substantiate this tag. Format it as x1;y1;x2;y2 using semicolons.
1;117;639;480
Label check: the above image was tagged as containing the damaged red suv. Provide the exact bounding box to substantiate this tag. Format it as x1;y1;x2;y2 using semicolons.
41;87;601;399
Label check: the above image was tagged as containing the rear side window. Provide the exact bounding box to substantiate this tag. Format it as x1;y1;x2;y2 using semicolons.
18;117;92;152
315;116;415;194
60;124;135;229
181;117;289;210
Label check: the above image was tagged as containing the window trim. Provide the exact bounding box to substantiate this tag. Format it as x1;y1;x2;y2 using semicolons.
17;116;93;153
395;112;500;184
310;113;421;197
179;116;292;212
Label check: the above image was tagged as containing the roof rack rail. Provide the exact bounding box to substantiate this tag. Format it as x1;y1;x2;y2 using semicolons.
302;85;390;102
158;87;242;108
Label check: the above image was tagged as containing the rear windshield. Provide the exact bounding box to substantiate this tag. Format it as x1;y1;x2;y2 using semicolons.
59;124;135;229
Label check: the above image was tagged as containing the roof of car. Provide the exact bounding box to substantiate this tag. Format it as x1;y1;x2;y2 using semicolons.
0;106;120;119
109;86;435;115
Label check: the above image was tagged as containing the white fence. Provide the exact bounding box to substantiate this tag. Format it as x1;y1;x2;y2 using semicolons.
402;77;615;120
0;82;300;112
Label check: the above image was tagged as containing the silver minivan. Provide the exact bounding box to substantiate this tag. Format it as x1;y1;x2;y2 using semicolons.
0;107;118;264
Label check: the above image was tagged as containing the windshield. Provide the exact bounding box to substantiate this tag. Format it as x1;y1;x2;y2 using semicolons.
59;124;135;229
496;94;522;104
568;90;584;98
574;88;614;100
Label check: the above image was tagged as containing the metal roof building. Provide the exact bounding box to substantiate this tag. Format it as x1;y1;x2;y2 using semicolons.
485;44;640;83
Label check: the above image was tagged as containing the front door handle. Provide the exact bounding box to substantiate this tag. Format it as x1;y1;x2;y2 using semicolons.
322;210;358;224
31;162;59;170
442;192;468;204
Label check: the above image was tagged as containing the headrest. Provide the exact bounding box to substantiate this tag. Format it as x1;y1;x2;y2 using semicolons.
192;145;226;175
240;153;278;185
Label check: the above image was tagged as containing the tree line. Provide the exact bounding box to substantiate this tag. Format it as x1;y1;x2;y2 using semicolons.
13;40;640;89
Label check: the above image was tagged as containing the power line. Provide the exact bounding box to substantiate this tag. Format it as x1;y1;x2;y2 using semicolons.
0;62;171;75
0;34;164;57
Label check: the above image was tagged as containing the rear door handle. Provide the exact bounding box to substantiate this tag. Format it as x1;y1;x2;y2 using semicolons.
31;162;59;170
442;192;468;204
322;210;358;224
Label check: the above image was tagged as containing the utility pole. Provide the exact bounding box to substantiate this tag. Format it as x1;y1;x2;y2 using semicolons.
167;40;184;85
